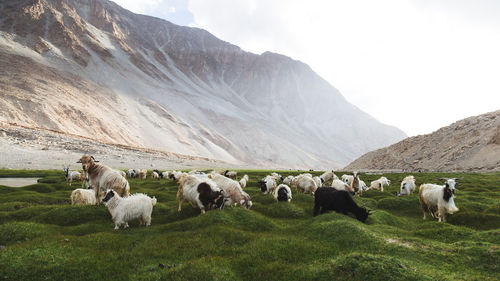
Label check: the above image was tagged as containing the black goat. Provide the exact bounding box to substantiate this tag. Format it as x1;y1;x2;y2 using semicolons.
313;187;370;223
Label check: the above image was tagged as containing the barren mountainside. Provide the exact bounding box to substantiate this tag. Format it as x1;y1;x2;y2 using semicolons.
0;0;406;168
345;110;500;172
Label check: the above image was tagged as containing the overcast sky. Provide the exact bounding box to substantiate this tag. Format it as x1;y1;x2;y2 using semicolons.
113;0;500;136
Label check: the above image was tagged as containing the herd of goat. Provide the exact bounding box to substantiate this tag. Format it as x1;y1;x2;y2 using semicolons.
65;154;460;229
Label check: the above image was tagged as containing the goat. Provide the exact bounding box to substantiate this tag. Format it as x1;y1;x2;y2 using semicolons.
313;188;371;222
419;178;459;222
77;155;130;201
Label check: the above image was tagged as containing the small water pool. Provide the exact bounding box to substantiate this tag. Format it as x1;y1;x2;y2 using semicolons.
0;178;41;187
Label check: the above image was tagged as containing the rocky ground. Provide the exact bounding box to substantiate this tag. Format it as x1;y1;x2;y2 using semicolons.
0;123;247;171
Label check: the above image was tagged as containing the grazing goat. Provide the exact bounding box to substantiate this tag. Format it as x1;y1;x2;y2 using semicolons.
259;175;277;194
342;174;354;187
283;175;294;187
102;190;157;230
71;188;97;205
419;178;459;222
313;176;323;189
330;179;355;195
313;188;371;222
274;184;292;202
77;155;130;201
398;175;416;196
223;170;238;179
271;172;284;182
239;174;249;189
294;174;317;195
126;169;137;178
209;173;252;209
138;169;147;180
153;169;163;179
369;177;390;192
118;170;126;178
152;171;160;180
177;174;225;214
63;166;83;186
320;170;338;185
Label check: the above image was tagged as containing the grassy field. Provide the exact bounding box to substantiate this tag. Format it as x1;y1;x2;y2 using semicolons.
0;169;499;281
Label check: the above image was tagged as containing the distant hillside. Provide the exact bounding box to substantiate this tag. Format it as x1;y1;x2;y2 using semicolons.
0;0;405;169
345;110;500;172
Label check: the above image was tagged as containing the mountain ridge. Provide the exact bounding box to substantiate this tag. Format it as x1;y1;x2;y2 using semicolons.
345;110;500;172
0;0;406;168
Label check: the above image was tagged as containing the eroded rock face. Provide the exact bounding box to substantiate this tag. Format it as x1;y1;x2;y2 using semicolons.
345;111;500;172
0;0;406;169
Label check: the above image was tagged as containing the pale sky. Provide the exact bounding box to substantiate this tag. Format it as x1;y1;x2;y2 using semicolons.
113;0;500;136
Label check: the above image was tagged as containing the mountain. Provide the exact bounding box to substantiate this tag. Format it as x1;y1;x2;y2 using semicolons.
0;0;406;169
345;110;500;172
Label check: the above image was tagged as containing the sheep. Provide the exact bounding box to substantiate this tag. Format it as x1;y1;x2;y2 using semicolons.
294;174;318;195
419;178;459;222
398;175;416;197
177;174;225;214
313;188;371;223
223;170;238;179
239;174;249;189
152;171;160;180
283;175;294;187
77;155;130;201
320;170;338;185
102;190;157;230
208;173;252;209
118;170;126;178
369;177;390;192
273;184;292;202
63;166;83;186
138;169;147;180
313;176;323;189
259;175;278;194
71;188;97;205
126;169;137;178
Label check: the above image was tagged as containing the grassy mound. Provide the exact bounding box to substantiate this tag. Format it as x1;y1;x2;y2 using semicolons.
0;169;498;280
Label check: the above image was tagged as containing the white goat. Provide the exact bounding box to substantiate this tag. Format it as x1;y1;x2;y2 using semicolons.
419;178;459;222
283;175;294;187
209;173;252;209
370;177;390;192
102;190;157;229
63;166;83;186
71;188;97;205
294;174;317;195
398;175;416;196
320;170;338;185
313;176;323;189
239;174;249;189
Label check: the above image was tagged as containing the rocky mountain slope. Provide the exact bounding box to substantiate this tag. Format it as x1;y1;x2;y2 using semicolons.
345;110;500;172
0;0;406;169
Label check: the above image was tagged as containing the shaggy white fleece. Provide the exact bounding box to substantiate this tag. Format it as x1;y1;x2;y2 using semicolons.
103;190;157;230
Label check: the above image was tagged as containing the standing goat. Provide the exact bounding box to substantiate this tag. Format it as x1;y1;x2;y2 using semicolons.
419;178;459;222
77;155;130;201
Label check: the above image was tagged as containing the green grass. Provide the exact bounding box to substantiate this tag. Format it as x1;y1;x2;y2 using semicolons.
0;169;499;280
